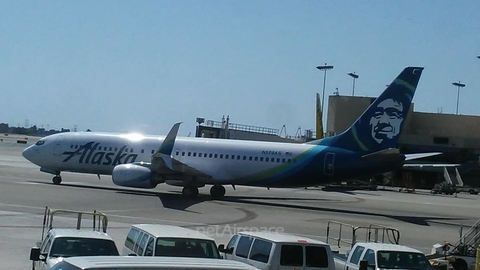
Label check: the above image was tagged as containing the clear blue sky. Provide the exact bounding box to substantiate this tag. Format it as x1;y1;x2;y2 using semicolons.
1;1;479;136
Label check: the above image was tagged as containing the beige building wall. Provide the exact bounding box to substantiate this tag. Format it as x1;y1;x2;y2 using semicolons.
326;95;480;153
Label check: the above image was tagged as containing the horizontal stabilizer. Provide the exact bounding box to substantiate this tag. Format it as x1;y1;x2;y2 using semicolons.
403;163;460;168
361;148;400;162
404;152;441;161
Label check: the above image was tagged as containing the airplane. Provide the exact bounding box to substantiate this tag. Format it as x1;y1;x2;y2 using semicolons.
23;66;430;199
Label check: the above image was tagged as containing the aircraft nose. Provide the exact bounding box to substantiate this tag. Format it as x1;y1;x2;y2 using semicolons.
22;145;35;162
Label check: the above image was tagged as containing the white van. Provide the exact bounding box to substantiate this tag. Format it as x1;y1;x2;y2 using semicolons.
123;224;221;259
50;256;260;270
219;231;335;270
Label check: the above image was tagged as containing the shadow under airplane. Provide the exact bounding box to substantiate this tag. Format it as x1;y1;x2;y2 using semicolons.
30;180;467;227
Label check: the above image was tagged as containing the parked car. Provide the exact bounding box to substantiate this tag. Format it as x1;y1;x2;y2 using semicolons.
219;231;335;270
50;256;259;270
431;182;456;195
123;224;221;259
30;207;118;270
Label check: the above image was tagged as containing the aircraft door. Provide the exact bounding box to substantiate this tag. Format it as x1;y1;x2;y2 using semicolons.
53;135;65;156
324;152;335;175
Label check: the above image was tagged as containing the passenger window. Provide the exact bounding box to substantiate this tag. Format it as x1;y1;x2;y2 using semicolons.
151;150;155;154
225;235;239;253
145;237;154;256
220;154;223;159
306;246;329;267
249;239;272;263
249;156;252;161
362;249;375;267
137;233;149;255
225;154;229;159
282;158;286;163
280;245;303;266
260;157;264;161
182;152;185;156
349;246;365;265
141;149;144;153
43;237;53;254
188;152;191;157
209;154;213;158
40;234;52;254
133;232;145;254
254;157;258;161
193;152;196;157
125;228;140;251
214;154;218;158
235;236;254;258
176;151;179;156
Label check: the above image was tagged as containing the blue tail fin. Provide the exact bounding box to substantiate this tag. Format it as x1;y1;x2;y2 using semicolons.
316;67;424;154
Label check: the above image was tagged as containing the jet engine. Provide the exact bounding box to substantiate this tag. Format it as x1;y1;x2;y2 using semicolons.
112;163;164;189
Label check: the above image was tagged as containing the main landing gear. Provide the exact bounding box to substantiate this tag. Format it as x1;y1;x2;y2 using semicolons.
52;175;62;185
181;185;226;199
210;185;226;199
182;186;199;198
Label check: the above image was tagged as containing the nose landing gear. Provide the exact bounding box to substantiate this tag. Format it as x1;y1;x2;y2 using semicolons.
52;175;62;185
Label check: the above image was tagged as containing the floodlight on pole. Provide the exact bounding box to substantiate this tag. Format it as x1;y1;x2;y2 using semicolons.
316;64;334;119
347;72;359;96
452;81;466;115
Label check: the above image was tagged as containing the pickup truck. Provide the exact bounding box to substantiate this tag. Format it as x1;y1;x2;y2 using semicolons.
326;221;432;270
333;242;434;270
29;207;119;270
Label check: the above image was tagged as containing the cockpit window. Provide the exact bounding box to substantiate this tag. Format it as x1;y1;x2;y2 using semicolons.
35;141;45;146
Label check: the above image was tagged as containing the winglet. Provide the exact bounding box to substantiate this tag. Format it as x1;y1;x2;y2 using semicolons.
159;122;181;155
152;122;181;170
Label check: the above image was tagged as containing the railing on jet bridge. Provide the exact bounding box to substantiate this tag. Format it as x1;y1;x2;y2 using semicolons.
41;206;109;241
326;220;401;249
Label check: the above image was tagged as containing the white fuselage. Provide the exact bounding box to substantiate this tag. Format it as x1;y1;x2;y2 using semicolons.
23;132;323;185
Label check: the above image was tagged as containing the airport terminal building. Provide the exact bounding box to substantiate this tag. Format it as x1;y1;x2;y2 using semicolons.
326;95;480;188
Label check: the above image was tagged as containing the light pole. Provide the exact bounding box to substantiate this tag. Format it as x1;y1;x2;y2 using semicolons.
452;81;466;115
348;72;359;96
316;64;334;119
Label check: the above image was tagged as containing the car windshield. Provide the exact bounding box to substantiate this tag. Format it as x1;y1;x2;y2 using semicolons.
377;251;432;270
50;237;119;258
155;237;221;259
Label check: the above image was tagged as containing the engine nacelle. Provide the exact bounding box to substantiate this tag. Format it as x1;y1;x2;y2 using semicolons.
112;163;159;189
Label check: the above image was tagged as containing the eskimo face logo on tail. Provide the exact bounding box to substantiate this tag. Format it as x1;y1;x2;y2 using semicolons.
62;142;138;166
369;98;404;144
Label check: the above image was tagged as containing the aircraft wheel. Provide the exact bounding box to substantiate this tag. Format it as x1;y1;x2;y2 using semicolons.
182;186;199;198
52;176;62;185
210;185;226;199
452;259;468;270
